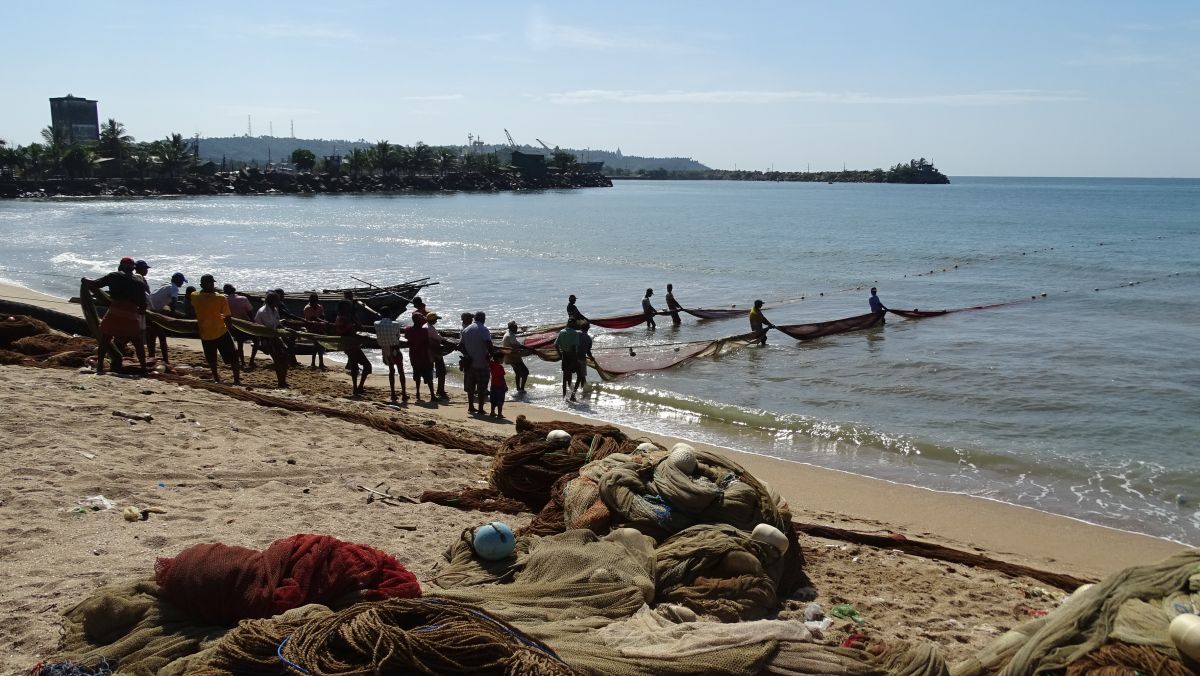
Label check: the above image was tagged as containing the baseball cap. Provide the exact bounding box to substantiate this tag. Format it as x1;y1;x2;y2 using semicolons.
119;256;135;267
425;312;440;322
171;272;188;284
135;259;150;269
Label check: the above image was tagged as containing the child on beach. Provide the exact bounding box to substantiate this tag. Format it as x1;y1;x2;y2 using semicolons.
489;354;508;418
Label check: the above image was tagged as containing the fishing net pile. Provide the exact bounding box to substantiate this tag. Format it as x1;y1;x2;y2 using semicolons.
0;314;105;367
50;535;422;674
951;548;1200;676
188;598;575;676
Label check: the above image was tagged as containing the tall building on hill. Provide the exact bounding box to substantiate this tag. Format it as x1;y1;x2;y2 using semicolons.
49;94;99;144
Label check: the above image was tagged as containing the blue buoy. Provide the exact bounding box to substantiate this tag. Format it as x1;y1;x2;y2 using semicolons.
472;521;516;560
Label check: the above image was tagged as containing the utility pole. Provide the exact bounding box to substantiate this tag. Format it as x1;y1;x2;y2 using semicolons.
247;115;252;137
269;121;274;137
290;120;295;138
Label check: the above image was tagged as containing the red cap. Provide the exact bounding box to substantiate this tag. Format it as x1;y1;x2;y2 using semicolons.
119;256;135;267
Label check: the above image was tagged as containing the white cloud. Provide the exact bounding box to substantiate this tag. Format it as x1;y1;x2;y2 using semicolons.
399;94;465;102
525;10;678;52
546;89;1084;106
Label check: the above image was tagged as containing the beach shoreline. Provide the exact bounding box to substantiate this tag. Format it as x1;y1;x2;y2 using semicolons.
0;280;1184;579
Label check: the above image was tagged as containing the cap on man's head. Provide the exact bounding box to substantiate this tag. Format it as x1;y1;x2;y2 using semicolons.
135;260;150;270
425;312;440;322
754;299;764;307
119;256;135;268
171;272;187;284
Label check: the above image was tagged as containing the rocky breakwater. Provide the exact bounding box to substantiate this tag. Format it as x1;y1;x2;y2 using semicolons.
0;168;612;199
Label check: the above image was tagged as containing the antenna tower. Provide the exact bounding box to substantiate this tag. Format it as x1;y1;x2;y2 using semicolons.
247;115;252;137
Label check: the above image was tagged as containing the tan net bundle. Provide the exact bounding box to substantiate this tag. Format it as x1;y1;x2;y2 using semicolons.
191;597;575;676
654;523;783;621
9;333;96;355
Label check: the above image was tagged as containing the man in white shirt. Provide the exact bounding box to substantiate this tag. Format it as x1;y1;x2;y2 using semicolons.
374;306;408;403
146;272;187;363
252;292;288;388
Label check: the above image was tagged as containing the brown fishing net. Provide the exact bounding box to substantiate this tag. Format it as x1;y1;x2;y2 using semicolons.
588;332;762;380
1065;640;1191;676
0;348;28;365
419;487;529;514
191;598;576;676
654;523;783;621
0;315;51;346
9;333;96;355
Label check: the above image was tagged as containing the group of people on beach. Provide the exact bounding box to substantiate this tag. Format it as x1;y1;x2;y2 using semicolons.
83;257;890;415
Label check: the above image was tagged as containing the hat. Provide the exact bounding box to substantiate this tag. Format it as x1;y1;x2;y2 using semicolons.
119;256;135;268
171;272;188;284
135;259;150;269
425;312;440;322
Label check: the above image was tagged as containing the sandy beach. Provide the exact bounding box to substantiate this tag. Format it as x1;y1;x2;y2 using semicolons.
0;280;1189;673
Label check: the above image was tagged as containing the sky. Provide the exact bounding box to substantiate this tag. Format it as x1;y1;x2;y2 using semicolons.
3;1;1198;176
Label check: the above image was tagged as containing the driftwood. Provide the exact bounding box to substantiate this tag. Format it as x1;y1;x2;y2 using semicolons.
112;410;154;422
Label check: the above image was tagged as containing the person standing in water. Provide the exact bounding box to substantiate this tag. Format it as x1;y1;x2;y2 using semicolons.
566;294;588;325
555;319;581;401
749;299;774;346
642;288;657;330
503;320;530;394
665;284;683;325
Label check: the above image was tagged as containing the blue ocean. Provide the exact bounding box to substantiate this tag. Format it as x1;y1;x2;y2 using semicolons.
2;177;1197;543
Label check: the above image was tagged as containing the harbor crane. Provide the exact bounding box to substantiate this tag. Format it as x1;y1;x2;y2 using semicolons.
504;128;518;148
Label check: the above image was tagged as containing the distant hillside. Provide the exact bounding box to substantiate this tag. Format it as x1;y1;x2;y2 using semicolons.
197;136;709;173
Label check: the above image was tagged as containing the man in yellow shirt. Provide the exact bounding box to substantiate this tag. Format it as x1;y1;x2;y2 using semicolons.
189;274;242;385
749;299;774;346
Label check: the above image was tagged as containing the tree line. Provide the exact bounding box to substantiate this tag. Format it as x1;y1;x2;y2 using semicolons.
0;120;590;182
610;158;950;184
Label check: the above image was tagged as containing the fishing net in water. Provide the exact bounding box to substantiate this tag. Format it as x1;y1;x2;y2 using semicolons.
587;331;763;380
419;487;529;514
189;598;575;676
772;312;884;341
682;307;751;320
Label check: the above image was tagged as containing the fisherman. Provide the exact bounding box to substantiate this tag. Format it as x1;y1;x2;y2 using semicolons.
406;313;434;401
224;284;255;369
642;288;658;330
81;257;149;374
556;319;581;401
189;274;241;385
456;311;473;373
302;293;327;370
146;272;187;363
503;320;529;394
273;288;304;366
868;285;888;316
253;292;289;388
575;321;595;392
567;294;588;324
425;312;449;400
411;296;428;320
374;305;407;403
461;311;494;415
665;283;683;325
335;299;371;397
749;299;775;346
133;260;152;337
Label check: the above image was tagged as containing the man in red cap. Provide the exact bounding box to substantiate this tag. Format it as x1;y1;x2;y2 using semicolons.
82;257;148;374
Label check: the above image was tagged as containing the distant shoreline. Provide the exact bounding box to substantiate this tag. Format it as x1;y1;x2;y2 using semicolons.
0;169;612;199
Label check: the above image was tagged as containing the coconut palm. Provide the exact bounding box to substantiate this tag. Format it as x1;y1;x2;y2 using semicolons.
98;119;135;176
62;145;99;178
159;133;195;177
373;140;393;177
40;125;70;175
345;148;371;178
435;147;458;176
408;142;435;176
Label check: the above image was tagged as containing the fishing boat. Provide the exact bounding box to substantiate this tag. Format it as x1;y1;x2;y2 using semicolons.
240;278;438;322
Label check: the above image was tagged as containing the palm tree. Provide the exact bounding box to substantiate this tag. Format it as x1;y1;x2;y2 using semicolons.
130;150;155;179
22;143;46;179
62;145;99;178
98;119;135;176
159;133;195;177
409;142;435;176
373;140;393;177
435;147;458;176
345;148;371;178
40;125;70;176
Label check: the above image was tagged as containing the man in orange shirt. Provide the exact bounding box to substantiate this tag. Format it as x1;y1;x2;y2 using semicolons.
189;274;242;385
